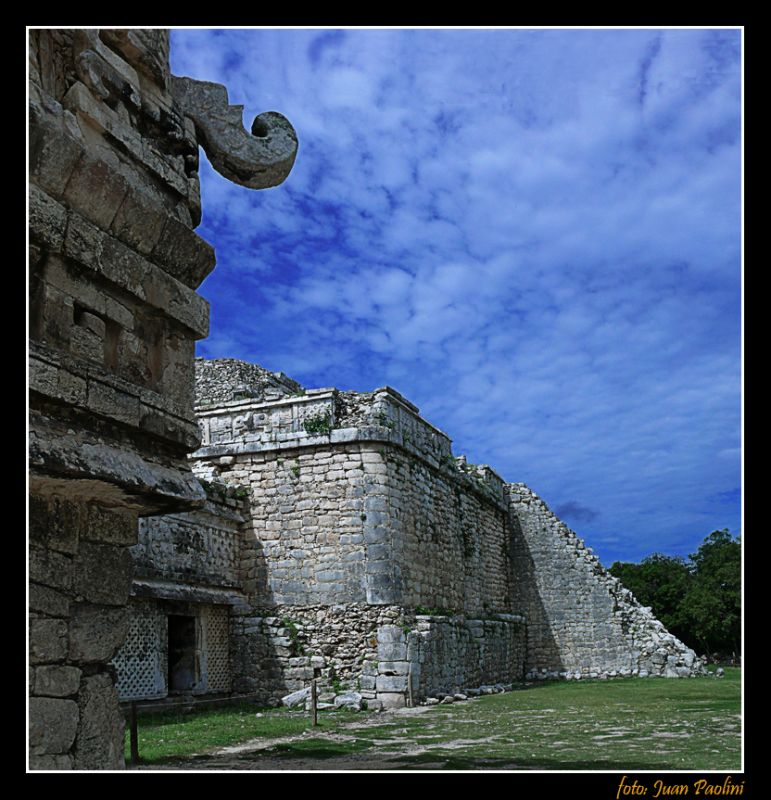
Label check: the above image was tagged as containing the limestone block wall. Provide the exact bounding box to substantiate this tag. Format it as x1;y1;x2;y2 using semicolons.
190;375;514;614
188;363;523;706
384;451;512;615
228;607;526;709
404;615;526;700
29;496;137;770
508;484;704;679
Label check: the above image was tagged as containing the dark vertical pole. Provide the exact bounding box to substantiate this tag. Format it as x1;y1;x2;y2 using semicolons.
311;679;318;727
129;702;139;765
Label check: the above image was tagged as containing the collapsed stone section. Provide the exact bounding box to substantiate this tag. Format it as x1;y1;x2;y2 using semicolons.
195;357;305;408
508;483;704;680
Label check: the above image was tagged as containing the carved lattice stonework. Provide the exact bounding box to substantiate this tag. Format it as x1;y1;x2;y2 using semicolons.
112;601;167;700
202;605;230;692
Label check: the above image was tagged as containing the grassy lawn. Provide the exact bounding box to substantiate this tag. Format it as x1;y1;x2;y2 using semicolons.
127;668;741;770
124;703;361;764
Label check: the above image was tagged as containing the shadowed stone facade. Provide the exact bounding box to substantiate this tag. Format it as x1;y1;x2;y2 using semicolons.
28;29;296;770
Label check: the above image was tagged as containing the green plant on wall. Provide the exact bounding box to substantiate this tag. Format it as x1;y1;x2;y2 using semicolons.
282;617;305;656
375;410;395;430
303;412;332;435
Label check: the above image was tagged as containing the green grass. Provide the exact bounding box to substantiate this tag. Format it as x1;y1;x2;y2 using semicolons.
127;670;741;770
124;703;360;765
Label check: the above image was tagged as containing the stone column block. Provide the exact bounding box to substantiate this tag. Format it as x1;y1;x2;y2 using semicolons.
29;697;79;755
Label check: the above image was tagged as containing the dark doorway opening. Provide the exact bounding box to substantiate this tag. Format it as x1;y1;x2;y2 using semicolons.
168;614;197;693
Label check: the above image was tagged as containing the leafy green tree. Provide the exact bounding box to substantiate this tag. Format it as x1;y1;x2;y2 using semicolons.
682;529;741;658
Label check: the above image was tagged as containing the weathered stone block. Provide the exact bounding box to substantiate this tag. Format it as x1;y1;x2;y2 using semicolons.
64;212;104;269
34;665;82;698
29;754;74;770
152;215;216;289
29;698;79;755
63;153;128;230
68;604;130;663
70;324;103;363
110;186;167;255
377;642;407;661
87;380;140;427
29;547;72;590
81;506;137;547
30;617;68;664
377;691;406;709
72;542;133;606
377;625;404;643
41;284;74;348
363;526;388;545
29;107;83;197
29;495;81;555
29;185;68;251
29;583;71;618
73;673;125;770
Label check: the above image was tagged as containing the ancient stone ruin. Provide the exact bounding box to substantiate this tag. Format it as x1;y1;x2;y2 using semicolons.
29;29;703;771
111;357;703;714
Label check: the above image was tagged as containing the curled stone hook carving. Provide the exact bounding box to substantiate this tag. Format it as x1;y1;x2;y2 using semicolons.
171;75;298;189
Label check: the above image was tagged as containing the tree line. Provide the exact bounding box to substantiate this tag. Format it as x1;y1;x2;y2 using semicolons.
608;529;741;662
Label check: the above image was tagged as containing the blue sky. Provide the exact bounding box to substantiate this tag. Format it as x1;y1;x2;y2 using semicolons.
170;27;742;565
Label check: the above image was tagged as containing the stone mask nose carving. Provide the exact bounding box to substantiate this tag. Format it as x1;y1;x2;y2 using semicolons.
171;75;298;189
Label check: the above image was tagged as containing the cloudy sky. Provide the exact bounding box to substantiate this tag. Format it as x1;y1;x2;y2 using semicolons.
170;27;742;565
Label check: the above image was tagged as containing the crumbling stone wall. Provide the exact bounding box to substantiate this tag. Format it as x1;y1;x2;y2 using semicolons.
195;356;304;407
230;604;392;706
405;614;526;699
508;484;703;679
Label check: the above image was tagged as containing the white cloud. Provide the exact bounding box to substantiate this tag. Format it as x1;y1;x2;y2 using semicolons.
173;28;741;564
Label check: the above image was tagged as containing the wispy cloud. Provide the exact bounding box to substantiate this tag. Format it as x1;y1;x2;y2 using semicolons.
171;27;741;564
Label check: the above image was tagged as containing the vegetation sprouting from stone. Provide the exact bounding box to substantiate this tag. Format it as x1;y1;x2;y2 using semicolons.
375;411;395;429
302;412;333;435
282;617;305;656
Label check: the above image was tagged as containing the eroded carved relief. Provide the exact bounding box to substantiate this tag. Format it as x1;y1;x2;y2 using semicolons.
171;76;298;189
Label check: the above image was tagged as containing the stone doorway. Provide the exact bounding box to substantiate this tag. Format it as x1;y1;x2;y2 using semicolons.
168;614;197;693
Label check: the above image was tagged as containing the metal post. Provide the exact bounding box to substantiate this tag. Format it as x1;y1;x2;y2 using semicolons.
129;702;139;765
310;678;318;727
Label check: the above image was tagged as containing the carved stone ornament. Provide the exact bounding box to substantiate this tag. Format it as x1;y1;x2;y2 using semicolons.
171;76;298;189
